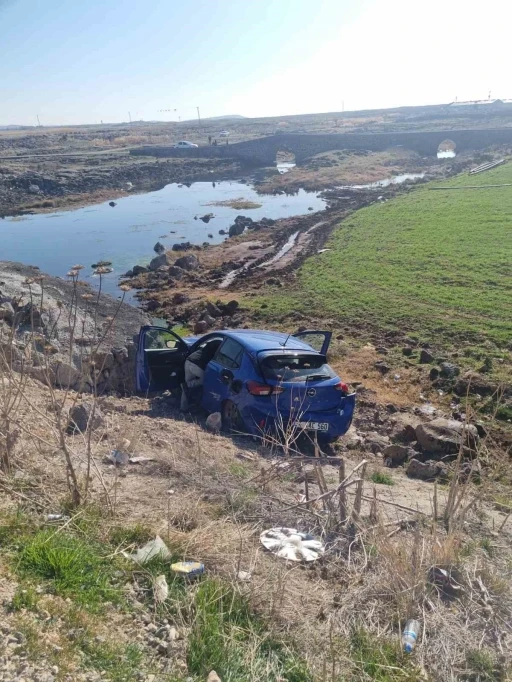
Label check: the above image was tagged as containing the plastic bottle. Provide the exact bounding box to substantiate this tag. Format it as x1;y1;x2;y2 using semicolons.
402;619;420;653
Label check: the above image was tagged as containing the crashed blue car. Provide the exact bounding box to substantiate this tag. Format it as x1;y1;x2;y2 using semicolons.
136;327;355;443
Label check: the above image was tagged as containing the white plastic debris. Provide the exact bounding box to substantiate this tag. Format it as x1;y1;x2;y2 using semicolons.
123;536;171;565
153;574;169;603
260;527;325;562
129;456;154;464
46;514;70;522
237;570;252;582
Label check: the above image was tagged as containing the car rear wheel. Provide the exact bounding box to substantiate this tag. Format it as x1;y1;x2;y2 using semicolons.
222;400;245;434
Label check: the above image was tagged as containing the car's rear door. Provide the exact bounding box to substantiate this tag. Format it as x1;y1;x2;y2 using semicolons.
136;326;189;392
202;337;244;413
292;331;332;355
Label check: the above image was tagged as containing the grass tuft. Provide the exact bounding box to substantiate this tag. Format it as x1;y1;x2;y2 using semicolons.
350;629;423;681
17;530;123;610
371;471;395;486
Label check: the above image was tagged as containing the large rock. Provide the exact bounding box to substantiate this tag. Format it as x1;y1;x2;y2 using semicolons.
206;301;222;318
228;216;253;237
149;254;170;271
415;418;479;455
154;241;165;254
132;264;149;276
193;321;209;334
168;266;185;280
174;255;199;271
222;300;239;316
364;431;390;454
0;302;14;324
382;444;415;466
68;402;105;433
440;362;460;378
407;458;447;481
454;371;496;397
172;241;192;252
420;349;434;364
55;362;82;389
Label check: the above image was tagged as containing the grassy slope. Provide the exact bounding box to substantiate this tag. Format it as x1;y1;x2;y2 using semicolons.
259;162;512;347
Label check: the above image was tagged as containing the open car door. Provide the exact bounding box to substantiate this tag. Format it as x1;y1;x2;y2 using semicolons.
292;330;332;356
136;326;189;392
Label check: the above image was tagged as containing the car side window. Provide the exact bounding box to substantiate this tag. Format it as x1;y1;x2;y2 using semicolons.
144;329;180;350
215;338;244;370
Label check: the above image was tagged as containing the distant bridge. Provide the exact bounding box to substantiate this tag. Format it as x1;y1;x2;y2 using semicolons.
130;128;512;166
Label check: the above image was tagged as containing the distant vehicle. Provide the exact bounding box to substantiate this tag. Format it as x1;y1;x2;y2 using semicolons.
219;131;229;137
173;140;198;148
136;327;355;444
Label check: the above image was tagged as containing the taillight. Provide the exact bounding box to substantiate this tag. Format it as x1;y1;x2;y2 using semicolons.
247;381;284;396
335;382;349;393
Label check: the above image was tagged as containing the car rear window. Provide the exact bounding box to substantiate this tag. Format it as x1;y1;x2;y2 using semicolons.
261;355;335;382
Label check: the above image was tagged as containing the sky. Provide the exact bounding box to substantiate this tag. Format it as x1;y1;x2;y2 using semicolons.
1;0;510;126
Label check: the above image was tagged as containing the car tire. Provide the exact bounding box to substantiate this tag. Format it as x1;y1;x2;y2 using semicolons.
222;400;245;434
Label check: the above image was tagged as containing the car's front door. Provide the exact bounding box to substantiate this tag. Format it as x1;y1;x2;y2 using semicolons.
136;326;189;392
202;337;245;414
292;330;332;355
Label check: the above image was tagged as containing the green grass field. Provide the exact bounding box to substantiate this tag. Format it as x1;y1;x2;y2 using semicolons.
257;162;512;348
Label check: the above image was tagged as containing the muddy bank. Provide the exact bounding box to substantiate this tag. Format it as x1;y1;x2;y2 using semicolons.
120;183;384;329
0;156;241;216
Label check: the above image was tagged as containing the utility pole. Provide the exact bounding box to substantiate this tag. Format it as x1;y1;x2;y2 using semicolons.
36;115;41;127
196;106;201;126
128;111;132;124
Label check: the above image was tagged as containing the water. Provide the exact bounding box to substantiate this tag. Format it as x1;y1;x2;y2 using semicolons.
339;173;425;190
1;180;325;299
437;150;456;159
276;162;296;174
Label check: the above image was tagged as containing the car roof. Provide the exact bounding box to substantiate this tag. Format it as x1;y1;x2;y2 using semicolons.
219;329;317;353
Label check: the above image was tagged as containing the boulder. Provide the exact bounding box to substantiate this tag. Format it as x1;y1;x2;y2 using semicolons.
374;360;390;374
391;413;422;442
382;444;415;466
206;301;222;318
402;347;413;356
202;313;216;327
172;241;192;252
174;255;199;271
193;320;208;334
55;362;82;389
68;401;105;434
429;367;440;381
415;418;479;455
168;266;185;280
222;300;239;316
154;241;165;254
132;265;149;276
364;431;391;454
406;458;447;481
109;201;117;207
420;349;434;364
199;213;214;223
219;229;227;235
454;371;495;397
28;184;41;194
171;292;189;305
149;254;170;271
228;216;253;237
440;362;460;378
205;412;222;433
0;302;14;324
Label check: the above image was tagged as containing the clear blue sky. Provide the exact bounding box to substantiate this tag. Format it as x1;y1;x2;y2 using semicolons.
1;0;509;126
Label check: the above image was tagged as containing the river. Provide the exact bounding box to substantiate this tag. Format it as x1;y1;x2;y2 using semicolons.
1;180;325;299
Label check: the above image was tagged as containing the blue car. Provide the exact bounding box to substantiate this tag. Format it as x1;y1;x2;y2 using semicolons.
136;326;355;443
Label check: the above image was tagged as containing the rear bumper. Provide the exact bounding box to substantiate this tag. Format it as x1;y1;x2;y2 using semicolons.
241;393;356;443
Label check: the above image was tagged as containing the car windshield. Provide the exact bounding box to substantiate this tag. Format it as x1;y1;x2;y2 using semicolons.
261;354;335;382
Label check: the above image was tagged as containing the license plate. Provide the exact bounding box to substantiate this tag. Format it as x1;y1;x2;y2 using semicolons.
299;421;329;432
